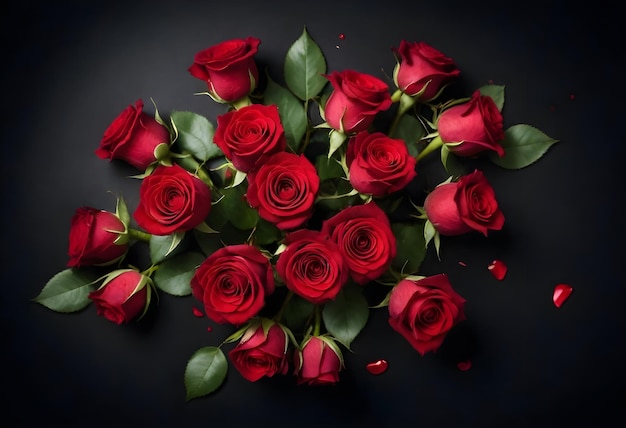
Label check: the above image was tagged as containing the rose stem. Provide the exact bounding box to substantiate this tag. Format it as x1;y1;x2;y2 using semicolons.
128;228;152;243
415;135;443;163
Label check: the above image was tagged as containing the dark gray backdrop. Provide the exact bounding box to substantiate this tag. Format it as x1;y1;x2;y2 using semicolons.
3;0;624;426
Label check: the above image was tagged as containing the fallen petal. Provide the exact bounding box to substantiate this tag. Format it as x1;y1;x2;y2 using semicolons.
366;359;388;375
553;284;573;308
457;360;472;371
487;259;507;280
192;307;204;318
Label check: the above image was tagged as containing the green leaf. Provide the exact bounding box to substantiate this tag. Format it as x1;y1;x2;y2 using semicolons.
152;251;205;296
489;124;559;169
284;27;327;101
253;218;283;247
115;195;131;227
209;183;258;230
264;74;308;153
32;268;99;313
391;222;427;275
440;144;467;178
479;84;505;111
315;154;345;182
170;111;221;161
389;114;425;157
282;294;315;334
193;222;250;257
322;284;369;348
184;346;228;401
149;232;185;264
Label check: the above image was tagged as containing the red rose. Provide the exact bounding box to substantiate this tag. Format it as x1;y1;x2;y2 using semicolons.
213;104;286;173
392;40;460;102
423;169;504;236
228;321;290;382
190;244;275;326
95;99;171;171
347;131;417;197
246;152;319;230
323;70;392;134
437;90;505;157
67;207;128;268
321;202;396;285
188;37;261;103
294;336;343;386
133;164;211;235
388;274;466;355
276;229;348;304
88;269;150;325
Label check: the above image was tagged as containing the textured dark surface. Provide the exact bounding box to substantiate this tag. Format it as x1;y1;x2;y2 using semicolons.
3;0;625;426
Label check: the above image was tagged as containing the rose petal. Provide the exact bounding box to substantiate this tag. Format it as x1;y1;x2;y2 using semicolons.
365;359;388;375
553;284;573;308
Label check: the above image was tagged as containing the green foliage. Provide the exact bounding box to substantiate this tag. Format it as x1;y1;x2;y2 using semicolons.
284;27;328;101
209;183;258;230
32;269;99;312
264;74;307;152
193;222;250;257
489;124;559;169
322;284;369;348
149;232;185;264
440;144;467;178
282;294;315;334
170;111;221;161
315;154;345;182
184;346;228;401
479;84;505;112
390;114;425;157
391;222;427;275
152;251;205;296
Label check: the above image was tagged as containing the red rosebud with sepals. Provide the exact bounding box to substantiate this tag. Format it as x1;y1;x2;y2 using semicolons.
95;99;171;171
88;269;152;325
294;335;344;386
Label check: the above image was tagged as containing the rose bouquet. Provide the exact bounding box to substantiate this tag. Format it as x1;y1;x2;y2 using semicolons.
32;28;558;400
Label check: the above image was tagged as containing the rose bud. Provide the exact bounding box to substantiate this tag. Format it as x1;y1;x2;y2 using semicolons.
228;321;290;382
245;152;319;230
294;336;344;386
133;164;211;236
188;37;261;103
95;99;171;171
276;229;349;304
388;274;466;355
347;131;417;197
321;202;396;285
213;104;286;173
88;269;151;325
323;70;392;134
190;244;275;326
436;90;505;158
67;207;128;268
423;170;505;236
392;40;460;102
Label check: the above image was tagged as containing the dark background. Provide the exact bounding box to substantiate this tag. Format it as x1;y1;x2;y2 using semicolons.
2;0;625;426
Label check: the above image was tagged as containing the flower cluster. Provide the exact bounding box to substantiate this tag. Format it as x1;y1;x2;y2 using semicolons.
33;28;558;400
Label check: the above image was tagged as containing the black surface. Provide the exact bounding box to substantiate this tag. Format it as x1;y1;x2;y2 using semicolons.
3;0;625;426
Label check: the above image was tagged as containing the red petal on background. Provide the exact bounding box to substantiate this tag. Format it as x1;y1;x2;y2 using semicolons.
338;33;345;40
192;307;204;318
458;261;468;267
553;284;573;308
366;359;388;375
487;259;507;280
207;326;213;332
457;360;472;371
